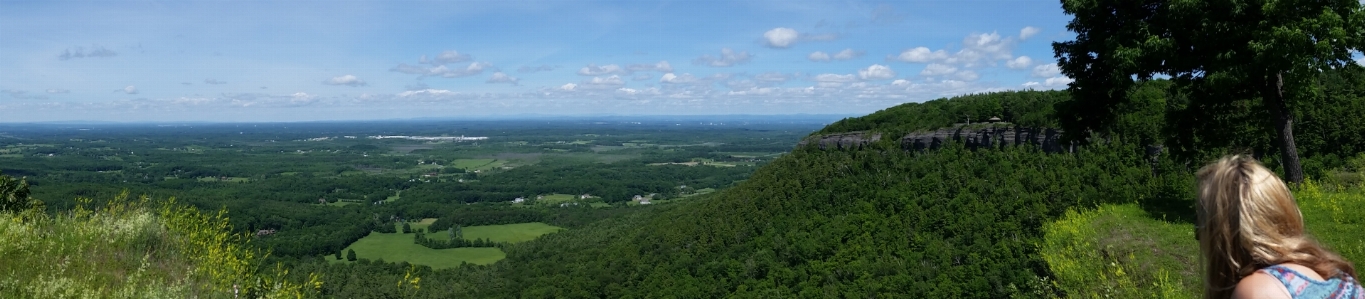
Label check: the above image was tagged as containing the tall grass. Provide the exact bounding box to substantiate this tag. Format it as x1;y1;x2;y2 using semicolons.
1040;180;1365;299
1040;204;1200;299
0;192;320;298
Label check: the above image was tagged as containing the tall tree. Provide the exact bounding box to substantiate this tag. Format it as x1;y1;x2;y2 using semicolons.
1054;0;1365;183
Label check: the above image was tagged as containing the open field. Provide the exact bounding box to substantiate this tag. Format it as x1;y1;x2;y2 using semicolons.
333;231;506;268
410;218;437;231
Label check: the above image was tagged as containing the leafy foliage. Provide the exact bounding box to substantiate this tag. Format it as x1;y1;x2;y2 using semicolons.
818;90;1067;137
1053;0;1365;182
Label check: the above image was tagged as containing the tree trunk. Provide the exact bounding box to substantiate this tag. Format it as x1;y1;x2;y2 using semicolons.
1263;71;1304;183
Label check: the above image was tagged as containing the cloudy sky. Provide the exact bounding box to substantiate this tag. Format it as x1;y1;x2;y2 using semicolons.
2;0;1083;122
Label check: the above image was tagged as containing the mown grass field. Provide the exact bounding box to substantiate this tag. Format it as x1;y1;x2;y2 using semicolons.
332;231;505;269
409;218;437;231
1041;181;1365;298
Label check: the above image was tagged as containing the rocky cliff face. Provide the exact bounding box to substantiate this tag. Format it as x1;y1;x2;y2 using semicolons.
796;131;882;150
801;125;1071;153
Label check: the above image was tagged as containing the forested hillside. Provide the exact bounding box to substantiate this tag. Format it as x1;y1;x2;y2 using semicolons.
286;66;1365;298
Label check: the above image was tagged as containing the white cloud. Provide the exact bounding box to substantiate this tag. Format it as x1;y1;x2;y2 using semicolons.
808;51;831;61
58;45;117;61
1032;63;1060;78
951;32;1015;67
1045;76;1074;86
46;89;69;94
896;32;1018;68
764;27;800;48
626;61;673;73
814;73;857;83
567;75;626;90
858;64;896;80
2;89;48;100
391;53;492;78
517;65;559;73
323;75;367;87
660;73;699;84
814;73;856;87
397;89;456;97
833;48;863;60
920;63;958;76
894;47;949;63
1006;56;1033;69
204;79;227;85
578;64;627;76
486;72;519;84
693;48;752;67
420;51;472;65
1022;76;1074;89
289;92;318;105
121;86;138;94
1020;26;1041;40
891;79;912;86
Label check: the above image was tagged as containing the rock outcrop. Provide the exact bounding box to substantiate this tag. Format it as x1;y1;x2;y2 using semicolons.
795;131;882;150
801;125;1071;153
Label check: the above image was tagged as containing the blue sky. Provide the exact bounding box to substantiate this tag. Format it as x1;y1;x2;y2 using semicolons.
2;0;1083;122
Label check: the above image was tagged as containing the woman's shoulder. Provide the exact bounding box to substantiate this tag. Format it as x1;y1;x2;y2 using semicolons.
1240;263;1365;299
1234;271;1292;299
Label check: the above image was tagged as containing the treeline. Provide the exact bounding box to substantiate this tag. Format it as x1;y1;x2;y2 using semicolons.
818;89;1067;137
413;230;505;249
402;158;754;203
427;209;544;231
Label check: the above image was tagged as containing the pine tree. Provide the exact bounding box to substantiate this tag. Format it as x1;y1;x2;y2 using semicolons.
402;222;411;234
346;249;356;261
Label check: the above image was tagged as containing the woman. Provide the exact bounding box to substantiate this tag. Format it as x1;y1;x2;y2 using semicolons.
1197;155;1363;298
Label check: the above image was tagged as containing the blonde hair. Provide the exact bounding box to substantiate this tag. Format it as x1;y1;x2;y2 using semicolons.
1196;155;1357;298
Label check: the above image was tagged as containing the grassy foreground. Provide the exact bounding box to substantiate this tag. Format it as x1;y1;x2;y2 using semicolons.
1041;180;1365;298
0;193;318;298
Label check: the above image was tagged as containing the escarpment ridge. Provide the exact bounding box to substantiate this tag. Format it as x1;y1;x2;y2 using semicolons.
798;124;1071;153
